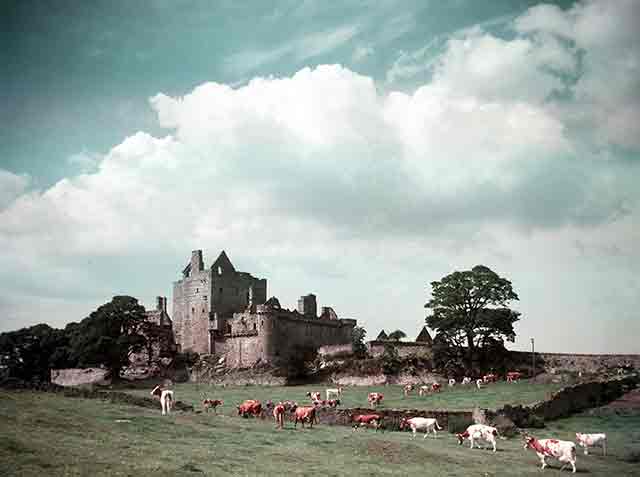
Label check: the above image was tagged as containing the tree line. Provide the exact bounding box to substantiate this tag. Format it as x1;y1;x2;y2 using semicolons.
0;296;171;383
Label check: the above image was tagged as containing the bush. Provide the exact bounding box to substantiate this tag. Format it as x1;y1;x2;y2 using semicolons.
448;414;473;434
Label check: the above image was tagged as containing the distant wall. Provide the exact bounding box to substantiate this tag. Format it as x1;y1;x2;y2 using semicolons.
318;343;354;359
510;351;640;375
368;340;432;359
50;368;111;387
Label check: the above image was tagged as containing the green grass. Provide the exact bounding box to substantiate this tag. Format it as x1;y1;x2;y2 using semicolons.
2;390;638;476
120;380;564;412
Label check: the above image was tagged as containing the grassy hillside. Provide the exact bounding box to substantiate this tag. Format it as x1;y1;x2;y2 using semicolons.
120;381;564;412
1;390;638;476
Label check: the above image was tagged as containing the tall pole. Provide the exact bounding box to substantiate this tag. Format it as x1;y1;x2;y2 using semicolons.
531;338;535;378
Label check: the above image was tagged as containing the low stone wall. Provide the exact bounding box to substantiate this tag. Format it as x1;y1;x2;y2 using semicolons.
51;368;111;387
318;344;354;359
367;341;431;359
492;375;639;427
510;351;640;375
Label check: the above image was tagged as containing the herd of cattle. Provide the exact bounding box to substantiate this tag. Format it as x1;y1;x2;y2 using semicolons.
149;372;610;474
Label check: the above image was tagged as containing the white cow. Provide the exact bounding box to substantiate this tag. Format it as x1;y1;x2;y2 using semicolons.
476;379;483;390
150;385;174;415
400;417;443;439
461;377;472;385
524;435;577;473
575;433;607;456
456;424;499;452
326;387;343;400
448;378;456;387
418;385;430;396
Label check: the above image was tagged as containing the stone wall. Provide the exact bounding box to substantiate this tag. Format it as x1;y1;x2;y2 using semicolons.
493;375;639;427
214;334;264;368
318;343;354;359
50;368;111;387
509;351;640;375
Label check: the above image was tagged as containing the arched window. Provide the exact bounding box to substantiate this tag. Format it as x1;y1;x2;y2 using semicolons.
253;323;257;331
217;266;222;276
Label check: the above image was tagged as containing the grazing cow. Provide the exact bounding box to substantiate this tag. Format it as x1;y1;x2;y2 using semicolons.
273;403;286;429
202;398;223;413
150;385;174;415
448;378;456;387
326;387;343;400
431;383;442;393
399;417;443;439
476;379;484;390
483;373;498;383
575;433;607;456
419;385;431;396
237;399;262;418
294;406;318;429
506;371;522;383
403;384;414;397
461;377;472;385
368;392;384;407
306;391;322;402
524;435;577;473
326;399;341;408
457;424;499;452
352;414;384;432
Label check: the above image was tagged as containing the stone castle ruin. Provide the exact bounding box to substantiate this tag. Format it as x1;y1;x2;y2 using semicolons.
172;250;356;368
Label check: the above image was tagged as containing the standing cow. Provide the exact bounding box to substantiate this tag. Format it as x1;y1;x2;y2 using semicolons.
524;435;577;473
150;385;174;415
294;406;318;429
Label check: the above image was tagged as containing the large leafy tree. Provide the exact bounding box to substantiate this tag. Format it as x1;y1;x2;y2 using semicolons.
0;324;70;382
351;326;367;358
68;296;148;379
387;330;407;341
425;265;520;371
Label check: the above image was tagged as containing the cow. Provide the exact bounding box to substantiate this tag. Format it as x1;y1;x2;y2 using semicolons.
352;414;384;432
483;373;498;383
524;435;577;473
237;399;262;418
306;391;322;402
457;424;499;452
448;378;456;387
326;387;343;400
293;406;318;429
476;379;484;390
399;417;443;439
150;385;174;416
202;398;223;413
368;392;384;407
461;377;472;385
506;371;522;383
431;383;442;393
325;399;341;408
575;433;607;456
403;384;414;397
273;403;286;429
281;400;298;412
418;385;430;396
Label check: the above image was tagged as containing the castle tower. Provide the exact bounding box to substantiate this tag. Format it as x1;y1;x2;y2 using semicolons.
297;294;317;318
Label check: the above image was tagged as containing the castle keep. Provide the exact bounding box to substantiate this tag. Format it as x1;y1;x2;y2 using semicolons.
173;250;356;367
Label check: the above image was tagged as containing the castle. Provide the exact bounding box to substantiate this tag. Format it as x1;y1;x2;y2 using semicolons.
172;250;356;367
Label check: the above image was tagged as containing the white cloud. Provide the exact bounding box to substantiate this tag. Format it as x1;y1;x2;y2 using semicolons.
2;1;639;352
352;45;374;62
0;170;30;210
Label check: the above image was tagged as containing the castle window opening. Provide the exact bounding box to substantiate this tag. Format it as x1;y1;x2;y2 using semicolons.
192;307;195;314
217;266;222;275
253;323;257;331
219;287;223;295
195;288;199;293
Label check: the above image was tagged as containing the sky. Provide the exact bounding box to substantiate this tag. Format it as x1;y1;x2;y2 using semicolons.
1;0;639;354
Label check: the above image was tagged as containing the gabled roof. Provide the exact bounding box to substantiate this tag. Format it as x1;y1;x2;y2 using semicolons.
416;326;433;343
211;250;236;273
376;329;388;340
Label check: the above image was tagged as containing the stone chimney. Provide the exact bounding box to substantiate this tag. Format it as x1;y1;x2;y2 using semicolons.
191;250;204;272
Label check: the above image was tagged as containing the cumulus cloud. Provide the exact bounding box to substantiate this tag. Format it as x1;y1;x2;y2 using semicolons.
0;170;30;210
1;0;639;352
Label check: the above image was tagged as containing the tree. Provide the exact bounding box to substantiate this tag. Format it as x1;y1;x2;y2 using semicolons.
425;265;520;371
381;343;401;375
0;324;69;382
387;330;406;341
68;296;148;379
351;326;367;358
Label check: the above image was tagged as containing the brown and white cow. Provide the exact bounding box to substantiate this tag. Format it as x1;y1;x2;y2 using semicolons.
457;424;499;452
294;406;318;429
524;435;577;473
237;399;262;418
352;414;384;432
202;398;223;413
483;373;498;383
150;385;174;415
431;383;442;393
306;391;322;402
403;384;414;397
506;371;522;383
575;433;607;456
273;403;286;429
368;392;384;407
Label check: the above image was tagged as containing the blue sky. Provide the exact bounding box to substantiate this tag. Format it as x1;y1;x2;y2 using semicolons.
1;0;638;353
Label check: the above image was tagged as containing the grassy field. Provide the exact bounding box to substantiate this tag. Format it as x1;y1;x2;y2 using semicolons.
2;390;639;476
120;380;565;412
